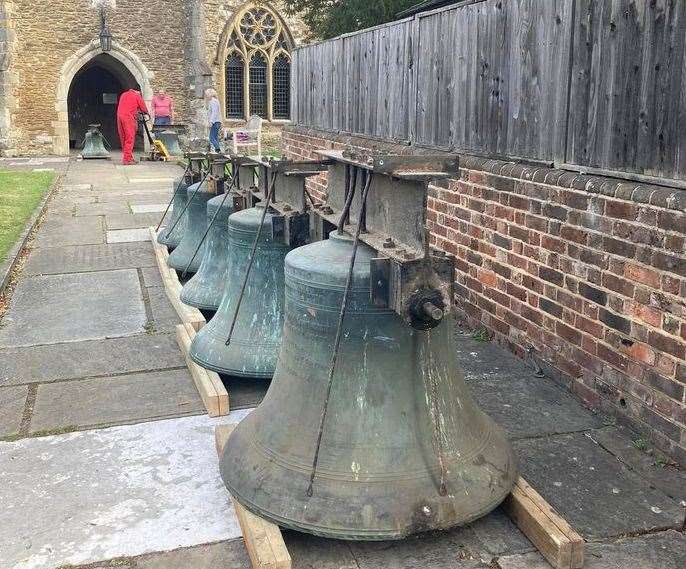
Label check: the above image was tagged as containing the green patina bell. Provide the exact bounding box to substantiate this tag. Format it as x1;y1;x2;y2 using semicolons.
167;181;214;274
220;231;517;540
157;176;190;249
190;205;291;377
81;124;110;159
180;193;236;312
157;129;184;156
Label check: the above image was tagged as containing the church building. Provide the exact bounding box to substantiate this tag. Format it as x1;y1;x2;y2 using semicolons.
0;1;307;156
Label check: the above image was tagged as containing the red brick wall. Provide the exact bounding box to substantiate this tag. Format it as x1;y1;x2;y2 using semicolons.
283;125;686;464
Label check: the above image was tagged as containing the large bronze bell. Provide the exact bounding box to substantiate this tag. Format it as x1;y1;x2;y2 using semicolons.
167;179;214;274
157;176;189;249
180;193;235;311
81;124;110;159
221;231;517;539
189;205;290;377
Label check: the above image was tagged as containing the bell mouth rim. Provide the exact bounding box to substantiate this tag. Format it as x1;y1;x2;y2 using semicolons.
189;348;275;379
225;480;514;541
178;293;220;312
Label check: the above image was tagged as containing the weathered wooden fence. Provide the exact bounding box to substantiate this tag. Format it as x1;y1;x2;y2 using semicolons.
291;0;686;183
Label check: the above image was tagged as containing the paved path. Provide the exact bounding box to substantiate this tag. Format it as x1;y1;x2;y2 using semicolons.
0;157;684;569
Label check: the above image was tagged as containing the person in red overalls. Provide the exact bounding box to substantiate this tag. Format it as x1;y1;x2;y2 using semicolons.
116;88;149;165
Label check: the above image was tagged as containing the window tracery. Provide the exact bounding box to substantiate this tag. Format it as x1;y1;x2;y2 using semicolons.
223;3;293;121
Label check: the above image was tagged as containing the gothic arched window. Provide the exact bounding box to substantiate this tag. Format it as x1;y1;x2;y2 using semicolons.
249;52;268;116
272;53;291;120
222;3;294;121
225;53;245;119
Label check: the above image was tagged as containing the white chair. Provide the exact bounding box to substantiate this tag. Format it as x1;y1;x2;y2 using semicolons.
230;115;263;157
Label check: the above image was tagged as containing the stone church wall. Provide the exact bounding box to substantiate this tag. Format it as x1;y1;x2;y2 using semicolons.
2;1;306;156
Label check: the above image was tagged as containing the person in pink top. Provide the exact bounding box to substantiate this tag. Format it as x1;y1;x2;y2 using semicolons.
151;88;174;126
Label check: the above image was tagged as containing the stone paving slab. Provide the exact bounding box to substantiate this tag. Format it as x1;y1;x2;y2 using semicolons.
141;266;164;288
473;374;603;440
498;530;686;569
0;270;146;348
514;432;685;540
75;202;131;216
30;369;203;432
0;385;27;437
131;203;169;214
134;540;251;569
349;529;490;569
0;334;184;386
456;335;534;383
34;215;104;248
129;177;177;184
147;286;183;331
0;412;250;569
24;242;155;275
106;212;163;230
589;426;686;503
107;228;151;243
62;183;93;191
220;375;271;411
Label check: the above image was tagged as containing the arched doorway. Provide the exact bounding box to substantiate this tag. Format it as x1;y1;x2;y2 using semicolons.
54;40;153;155
67;53;138;150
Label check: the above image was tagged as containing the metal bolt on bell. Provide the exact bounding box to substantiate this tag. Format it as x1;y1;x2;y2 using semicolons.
189;205;291;378
180;193;236;312
157;176;190;249
220;231;517;540
167;180;214;274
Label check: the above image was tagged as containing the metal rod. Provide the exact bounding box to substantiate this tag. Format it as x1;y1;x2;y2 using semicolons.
359;170;368;232
163;169;209;239
306;173;373;498
337;166;358;235
304;188;317;209
423;336;448;496
155;162;191;232
224;170;277;347
181;168;239;278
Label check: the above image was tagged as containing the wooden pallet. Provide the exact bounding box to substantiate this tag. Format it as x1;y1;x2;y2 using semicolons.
215;424;291;569
176;323;229;417
215;423;584;569
148;226;206;332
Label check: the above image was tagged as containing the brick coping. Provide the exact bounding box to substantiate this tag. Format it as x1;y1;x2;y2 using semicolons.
284;125;686;211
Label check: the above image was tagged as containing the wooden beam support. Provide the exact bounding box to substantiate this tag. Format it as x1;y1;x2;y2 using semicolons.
149;226;206;331
176;324;229;417
503;477;584;569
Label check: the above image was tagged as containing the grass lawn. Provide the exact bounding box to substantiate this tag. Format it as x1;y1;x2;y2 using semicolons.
0;170;55;262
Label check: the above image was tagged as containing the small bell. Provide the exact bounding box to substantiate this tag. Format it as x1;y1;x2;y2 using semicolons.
180;193;236;311
167;179;214;274
81;124;110;159
190;205;290;377
157;176;190;250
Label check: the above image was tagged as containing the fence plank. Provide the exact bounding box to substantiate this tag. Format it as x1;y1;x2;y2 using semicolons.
291;0;686;182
